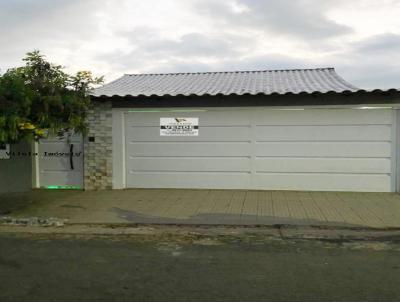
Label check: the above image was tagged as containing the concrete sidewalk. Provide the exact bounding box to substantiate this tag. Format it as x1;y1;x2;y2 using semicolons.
1;189;400;229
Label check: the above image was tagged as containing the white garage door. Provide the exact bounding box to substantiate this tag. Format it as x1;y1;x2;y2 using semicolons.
124;108;393;192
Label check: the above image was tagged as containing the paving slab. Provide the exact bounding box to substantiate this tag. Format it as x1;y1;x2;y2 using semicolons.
1;189;400;229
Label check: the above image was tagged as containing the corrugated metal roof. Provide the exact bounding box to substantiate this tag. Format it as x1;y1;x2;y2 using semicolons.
92;68;364;98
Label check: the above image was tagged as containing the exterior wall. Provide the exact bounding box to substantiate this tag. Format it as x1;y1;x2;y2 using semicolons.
92;103;400;192
84;101;113;190
0;141;32;193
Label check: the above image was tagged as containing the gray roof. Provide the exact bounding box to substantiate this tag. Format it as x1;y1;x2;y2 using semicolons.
92;68;362;98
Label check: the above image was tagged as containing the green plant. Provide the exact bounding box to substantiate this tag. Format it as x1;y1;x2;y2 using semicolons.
0;50;103;143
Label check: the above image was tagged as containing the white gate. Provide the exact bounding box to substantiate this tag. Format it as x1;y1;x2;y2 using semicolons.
37;132;83;189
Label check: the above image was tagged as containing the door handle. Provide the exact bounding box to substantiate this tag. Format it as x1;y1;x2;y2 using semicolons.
70;144;74;170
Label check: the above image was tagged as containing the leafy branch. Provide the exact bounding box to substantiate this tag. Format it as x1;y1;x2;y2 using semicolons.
0;50;103;143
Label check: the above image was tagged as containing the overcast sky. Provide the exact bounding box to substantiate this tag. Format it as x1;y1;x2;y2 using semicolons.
0;0;399;88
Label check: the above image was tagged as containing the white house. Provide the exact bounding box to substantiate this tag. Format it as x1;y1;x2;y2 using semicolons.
4;68;400;193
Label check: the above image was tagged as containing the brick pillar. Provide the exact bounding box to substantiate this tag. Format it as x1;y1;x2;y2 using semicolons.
84;101;113;190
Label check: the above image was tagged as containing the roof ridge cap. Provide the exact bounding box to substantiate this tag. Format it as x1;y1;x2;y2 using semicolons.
124;67;335;77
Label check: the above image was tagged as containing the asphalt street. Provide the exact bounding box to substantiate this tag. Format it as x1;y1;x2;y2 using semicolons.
0;232;399;302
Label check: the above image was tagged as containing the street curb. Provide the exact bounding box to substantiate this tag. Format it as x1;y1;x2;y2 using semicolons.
65;221;400;232
1;223;400;242
4;215;400;232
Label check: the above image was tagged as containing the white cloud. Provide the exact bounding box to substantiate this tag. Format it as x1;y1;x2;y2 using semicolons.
0;0;399;88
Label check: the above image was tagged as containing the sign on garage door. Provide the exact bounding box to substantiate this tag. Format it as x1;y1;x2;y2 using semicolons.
160;117;199;136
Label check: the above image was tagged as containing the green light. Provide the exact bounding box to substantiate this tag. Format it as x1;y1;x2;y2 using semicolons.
46;186;59;189
44;186;81;190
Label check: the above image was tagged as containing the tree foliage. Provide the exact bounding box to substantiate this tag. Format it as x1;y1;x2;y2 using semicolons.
0;51;103;143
